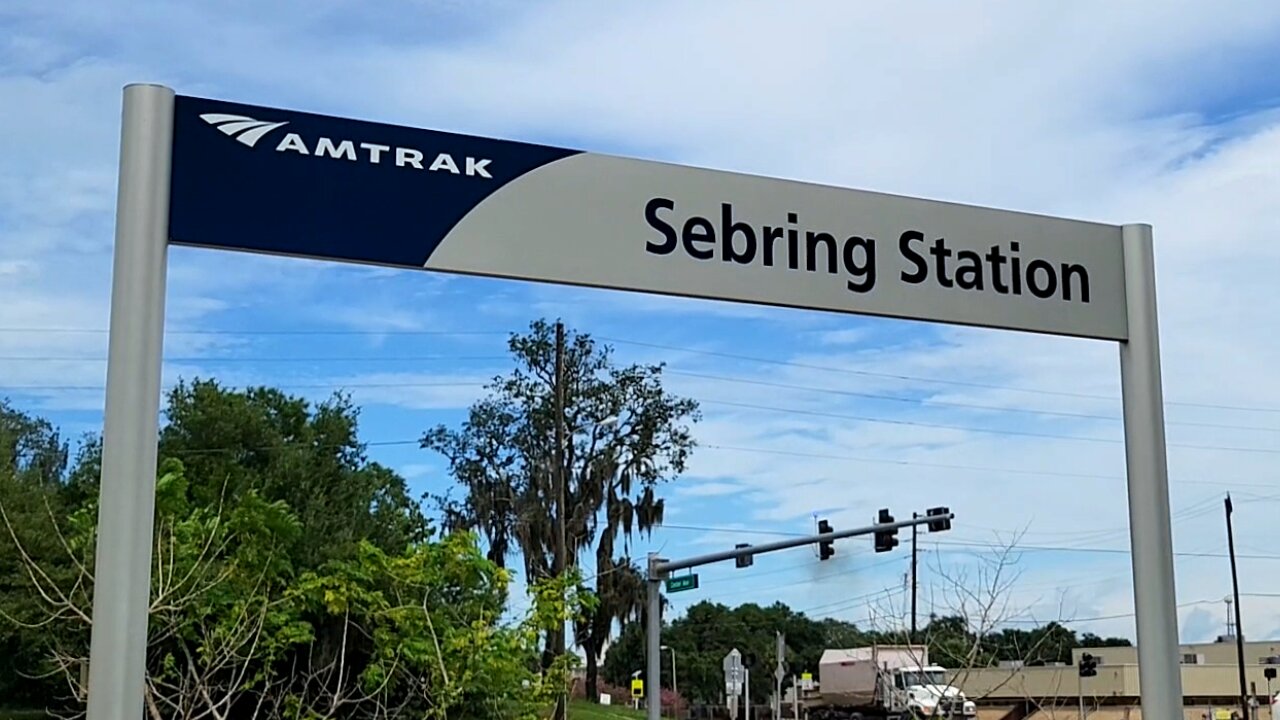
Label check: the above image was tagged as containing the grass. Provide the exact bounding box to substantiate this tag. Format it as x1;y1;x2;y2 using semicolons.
0;711;49;720
2;700;637;720
2;703;635;720
569;699;648;720
2;701;646;720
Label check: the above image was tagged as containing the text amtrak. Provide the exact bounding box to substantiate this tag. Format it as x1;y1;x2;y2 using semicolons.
274;132;493;178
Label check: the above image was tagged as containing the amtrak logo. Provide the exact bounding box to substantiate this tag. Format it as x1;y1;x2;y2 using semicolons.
199;113;289;148
197;111;494;179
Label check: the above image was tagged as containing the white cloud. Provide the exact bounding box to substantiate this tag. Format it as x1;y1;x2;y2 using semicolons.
398;463;434;481
673;481;745;499
326;371;489;411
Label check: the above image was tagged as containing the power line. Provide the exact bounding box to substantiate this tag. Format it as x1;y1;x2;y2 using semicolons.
657;502;1280;564
598;336;1280;414
1000;593;1280;626
7;370;1280;443
998;598;1223;625
11;425;1270;489
9;379;1280;457
11;370;1279;437
3;326;1279;415
671;555;904;603
668;370;1280;433
0;354;508;363
927;538;1280;562
0;380;485;393
702;444;1118;481
661;524;808;539
0;327;513;337
699;444;1280;485
953;493;1227;549
799;585;906;616
703;398;1123;445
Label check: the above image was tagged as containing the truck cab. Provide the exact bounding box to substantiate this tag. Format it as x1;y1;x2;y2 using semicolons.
886;666;976;719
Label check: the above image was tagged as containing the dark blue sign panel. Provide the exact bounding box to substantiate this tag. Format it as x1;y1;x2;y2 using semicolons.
169;95;579;267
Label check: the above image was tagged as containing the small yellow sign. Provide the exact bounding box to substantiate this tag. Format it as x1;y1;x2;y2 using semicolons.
631;679;644;698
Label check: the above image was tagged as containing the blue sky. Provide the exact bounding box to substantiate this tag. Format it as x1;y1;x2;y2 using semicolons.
4;0;1280;645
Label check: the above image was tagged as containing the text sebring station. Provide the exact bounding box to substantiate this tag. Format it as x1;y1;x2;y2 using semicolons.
644;197;1093;303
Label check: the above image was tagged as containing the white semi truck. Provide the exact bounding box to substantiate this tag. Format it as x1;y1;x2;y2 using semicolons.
800;645;977;720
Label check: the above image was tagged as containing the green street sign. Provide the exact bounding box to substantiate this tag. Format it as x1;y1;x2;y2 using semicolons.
666;574;699;593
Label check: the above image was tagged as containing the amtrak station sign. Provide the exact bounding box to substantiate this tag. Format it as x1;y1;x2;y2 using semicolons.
86;84;1185;720
171;94;1127;340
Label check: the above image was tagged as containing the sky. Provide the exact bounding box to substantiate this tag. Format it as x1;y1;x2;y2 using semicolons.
4;0;1280;649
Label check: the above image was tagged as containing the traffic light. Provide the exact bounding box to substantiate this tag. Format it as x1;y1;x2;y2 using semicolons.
1265;667;1276;681
874;509;899;553
1078;653;1097;678
926;506;952;532
817;519;835;560
736;543;754;568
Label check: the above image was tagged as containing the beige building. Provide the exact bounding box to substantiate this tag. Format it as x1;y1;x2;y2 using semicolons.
950;639;1280;720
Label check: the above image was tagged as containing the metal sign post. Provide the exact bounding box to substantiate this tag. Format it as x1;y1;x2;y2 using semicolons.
725;649;743;720
791;675;800;720
92;82;1182;720
1118;224;1182;719
87;83;173;720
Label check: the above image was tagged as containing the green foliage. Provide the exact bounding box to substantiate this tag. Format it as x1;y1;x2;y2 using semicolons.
0;385;584;720
0;400;68;487
157;379;430;567
284;534;570;720
0;400;77;704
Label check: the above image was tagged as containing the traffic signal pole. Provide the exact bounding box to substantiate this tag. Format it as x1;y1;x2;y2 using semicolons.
644;511;953;720
911;512;919;637
1078;653;1097;720
653;513;945;576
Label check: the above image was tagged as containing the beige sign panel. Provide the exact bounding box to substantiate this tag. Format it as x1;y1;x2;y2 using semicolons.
431;154;1128;340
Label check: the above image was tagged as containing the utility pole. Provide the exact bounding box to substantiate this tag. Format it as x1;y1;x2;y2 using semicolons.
553;321;568;720
1227;494;1249;720
911;511;919;637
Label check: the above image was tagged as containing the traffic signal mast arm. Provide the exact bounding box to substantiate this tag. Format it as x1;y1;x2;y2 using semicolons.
649;510;953;579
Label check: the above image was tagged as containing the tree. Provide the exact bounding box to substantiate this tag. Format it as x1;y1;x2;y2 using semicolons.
280;536;591;720
0;400;75;705
3;449;590;720
573;558;646;702
0;399;68;487
601;601;865;707
1;458;306;720
157;380;430;567
2;386;590;719
422;319;700;698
